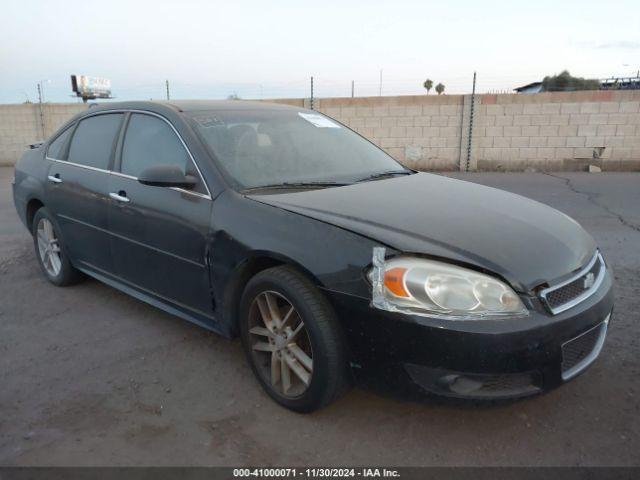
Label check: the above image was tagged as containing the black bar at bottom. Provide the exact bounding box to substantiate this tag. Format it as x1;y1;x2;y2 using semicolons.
0;467;639;480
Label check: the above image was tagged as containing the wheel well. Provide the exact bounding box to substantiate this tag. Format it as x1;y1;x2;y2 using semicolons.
222;256;284;337
26;199;44;231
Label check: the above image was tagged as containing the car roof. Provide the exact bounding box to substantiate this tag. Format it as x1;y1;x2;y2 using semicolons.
87;99;303;113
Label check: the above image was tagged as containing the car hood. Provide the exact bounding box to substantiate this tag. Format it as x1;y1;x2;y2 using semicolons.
247;173;596;292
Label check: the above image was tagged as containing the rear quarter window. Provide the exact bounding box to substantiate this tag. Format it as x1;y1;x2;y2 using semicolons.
47;126;74;160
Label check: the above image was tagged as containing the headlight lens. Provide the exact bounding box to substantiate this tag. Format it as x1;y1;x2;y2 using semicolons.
369;248;527;319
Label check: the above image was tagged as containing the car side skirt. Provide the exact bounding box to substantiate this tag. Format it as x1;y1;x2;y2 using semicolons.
75;263;231;338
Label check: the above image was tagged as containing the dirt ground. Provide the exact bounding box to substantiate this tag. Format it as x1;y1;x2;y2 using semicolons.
1;167;639;466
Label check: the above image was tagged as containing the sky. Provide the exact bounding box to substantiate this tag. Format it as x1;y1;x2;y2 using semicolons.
1;0;639;103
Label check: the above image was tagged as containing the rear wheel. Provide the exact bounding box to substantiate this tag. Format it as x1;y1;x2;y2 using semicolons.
239;265;351;412
32;207;83;286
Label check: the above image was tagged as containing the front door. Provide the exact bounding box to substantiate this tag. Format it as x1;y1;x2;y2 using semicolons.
107;112;214;318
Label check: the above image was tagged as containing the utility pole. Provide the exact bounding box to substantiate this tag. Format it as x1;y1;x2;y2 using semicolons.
379;69;383;96
310;76;314;110
37;83;45;139
351;80;355;98
465;71;477;172
165;80;170;100
39;81;46;103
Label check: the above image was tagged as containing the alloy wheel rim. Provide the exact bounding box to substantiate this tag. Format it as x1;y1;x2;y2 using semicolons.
37;218;62;277
248;291;313;397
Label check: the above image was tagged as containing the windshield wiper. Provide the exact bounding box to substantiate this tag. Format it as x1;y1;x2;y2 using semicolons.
243;181;351;192
354;170;414;183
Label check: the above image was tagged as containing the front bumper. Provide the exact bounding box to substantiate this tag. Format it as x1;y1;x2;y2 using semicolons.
325;268;614;400
404;314;609;399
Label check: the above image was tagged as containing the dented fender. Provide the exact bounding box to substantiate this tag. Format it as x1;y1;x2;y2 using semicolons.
207;189;393;336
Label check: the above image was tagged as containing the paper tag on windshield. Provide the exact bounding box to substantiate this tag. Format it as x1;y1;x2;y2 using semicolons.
298;112;340;128
191;114;225;128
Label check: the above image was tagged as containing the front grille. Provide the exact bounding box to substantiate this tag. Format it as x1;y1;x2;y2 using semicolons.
561;319;608;380
540;252;605;314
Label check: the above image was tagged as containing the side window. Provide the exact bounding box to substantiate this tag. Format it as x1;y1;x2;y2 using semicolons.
121;114;190;178
47;125;74;160
67;114;124;170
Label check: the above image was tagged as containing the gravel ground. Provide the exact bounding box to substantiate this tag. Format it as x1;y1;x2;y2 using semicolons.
0;167;639;467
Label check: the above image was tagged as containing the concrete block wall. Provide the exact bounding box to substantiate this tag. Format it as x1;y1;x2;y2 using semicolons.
275;90;640;171
0;103;87;166
1;91;639;170
313;95;465;170
473;90;640;171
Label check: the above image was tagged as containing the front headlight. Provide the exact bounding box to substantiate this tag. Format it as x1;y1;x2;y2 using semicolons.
369;247;528;320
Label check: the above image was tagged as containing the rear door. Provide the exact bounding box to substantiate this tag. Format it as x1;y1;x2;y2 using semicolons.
45;112;124;273
107;112;214;317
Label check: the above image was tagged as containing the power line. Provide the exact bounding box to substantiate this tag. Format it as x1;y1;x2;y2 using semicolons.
7;70;633;104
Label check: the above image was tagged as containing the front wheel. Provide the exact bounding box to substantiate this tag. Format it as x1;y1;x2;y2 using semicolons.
239;266;351;412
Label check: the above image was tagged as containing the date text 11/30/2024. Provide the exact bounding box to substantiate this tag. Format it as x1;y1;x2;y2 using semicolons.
233;468;401;478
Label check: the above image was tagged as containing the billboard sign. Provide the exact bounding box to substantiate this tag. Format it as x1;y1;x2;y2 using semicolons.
71;75;112;100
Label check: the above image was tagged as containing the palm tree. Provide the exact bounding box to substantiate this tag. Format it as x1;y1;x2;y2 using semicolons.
423;79;433;94
435;83;445;95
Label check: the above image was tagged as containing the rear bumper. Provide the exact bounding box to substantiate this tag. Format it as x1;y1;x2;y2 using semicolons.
325;268;614;400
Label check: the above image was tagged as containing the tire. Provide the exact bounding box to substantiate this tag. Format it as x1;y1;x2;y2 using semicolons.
239;265;351;412
31;207;84;286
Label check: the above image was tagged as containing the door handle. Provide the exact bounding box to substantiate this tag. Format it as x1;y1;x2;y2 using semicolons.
109;191;130;203
47;174;62;184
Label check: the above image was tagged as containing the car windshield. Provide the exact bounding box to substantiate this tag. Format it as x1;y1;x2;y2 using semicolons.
187;108;409;189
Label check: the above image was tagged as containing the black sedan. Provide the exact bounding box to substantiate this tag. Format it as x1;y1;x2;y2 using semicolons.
12;100;614;412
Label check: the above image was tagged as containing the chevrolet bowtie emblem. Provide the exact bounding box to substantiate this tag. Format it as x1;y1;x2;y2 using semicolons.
583;272;595;289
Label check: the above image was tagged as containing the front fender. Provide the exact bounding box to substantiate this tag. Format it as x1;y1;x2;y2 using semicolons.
209;190;393;335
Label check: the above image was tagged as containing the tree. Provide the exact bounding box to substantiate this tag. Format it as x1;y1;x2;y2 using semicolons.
541;70;600;92
227;92;241;100
423;79;433;94
435;83;445;95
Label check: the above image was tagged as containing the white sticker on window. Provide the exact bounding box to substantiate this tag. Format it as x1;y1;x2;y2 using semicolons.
298;112;341;128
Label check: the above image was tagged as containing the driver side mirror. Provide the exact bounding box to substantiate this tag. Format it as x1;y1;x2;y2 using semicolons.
137;164;197;189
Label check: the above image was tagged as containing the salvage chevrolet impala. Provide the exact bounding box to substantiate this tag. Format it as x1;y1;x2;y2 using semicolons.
12;100;614;412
